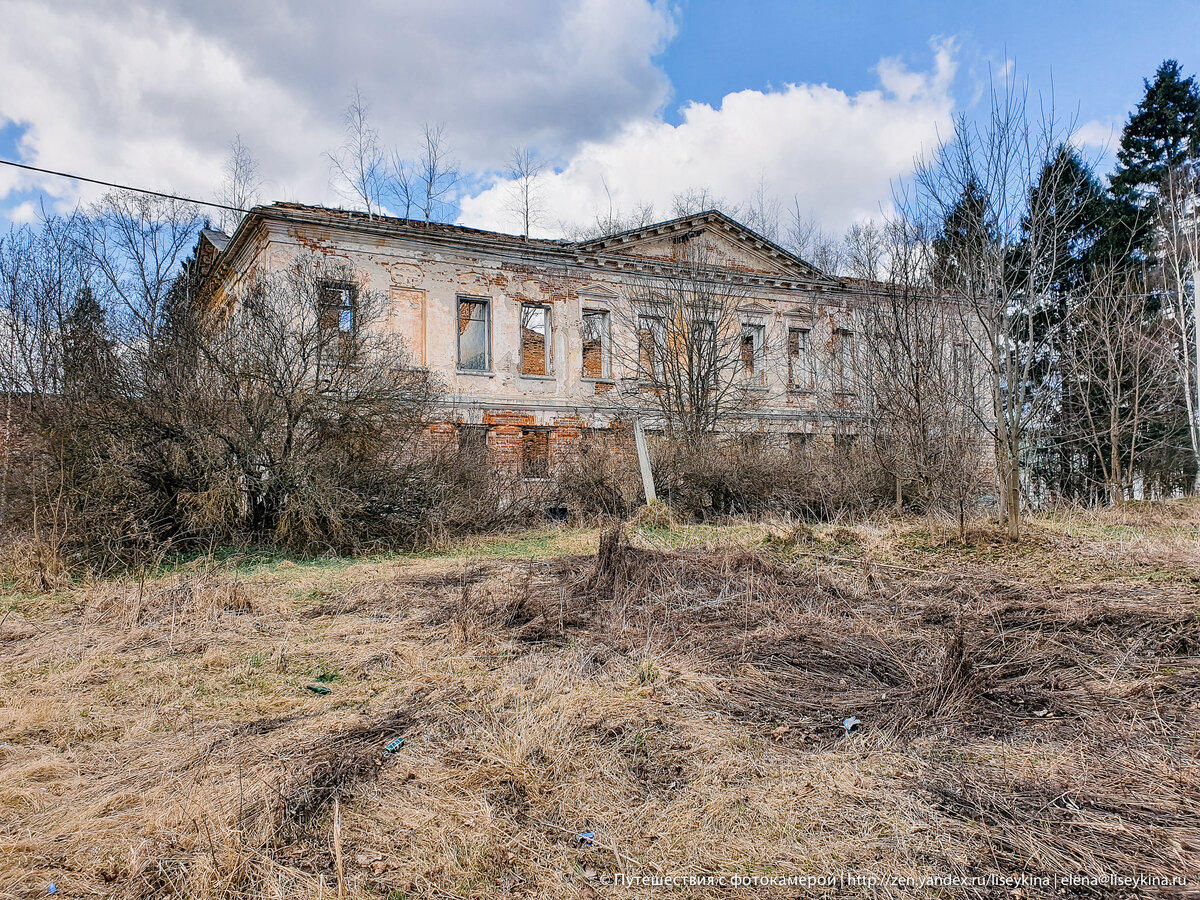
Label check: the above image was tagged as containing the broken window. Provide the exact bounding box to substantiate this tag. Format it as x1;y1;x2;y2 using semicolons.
520;304;551;376
951;340;971;391
319;281;357;334
741;323;765;381
457;297;490;371
788;432;810;456
787;326;813;391
521;428;550;479
834;433;857;451
581;309;610;378
458;424;488;456
637;315;665;380
834;330;855;393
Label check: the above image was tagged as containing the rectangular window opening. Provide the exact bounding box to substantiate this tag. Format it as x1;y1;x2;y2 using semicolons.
319;281;357;335
741;323;765;381
520;304;551;376
457;297;491;372
458;424;488;456
787;326;812;391
835;330;855;393
637;315;665;380
581;309;610;379
521;428;550;480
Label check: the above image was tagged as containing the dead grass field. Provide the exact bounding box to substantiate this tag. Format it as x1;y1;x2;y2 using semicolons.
2;503;1199;899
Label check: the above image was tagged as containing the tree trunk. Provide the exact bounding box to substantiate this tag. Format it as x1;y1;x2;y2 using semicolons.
1005;450;1020;542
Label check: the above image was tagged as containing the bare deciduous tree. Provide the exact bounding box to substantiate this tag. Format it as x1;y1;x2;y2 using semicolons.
1060;267;1180;504
911;75;1085;540
326;87;386;219
504;146;546;237
785;199;843;275
610;243;768;447
217;134;263;233
416;122;459;224
1159;163;1200;485
860;216;986;536
843;219;887;281
78;191;202;348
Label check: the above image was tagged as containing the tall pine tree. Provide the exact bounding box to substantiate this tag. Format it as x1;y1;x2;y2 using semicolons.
1106;60;1200;259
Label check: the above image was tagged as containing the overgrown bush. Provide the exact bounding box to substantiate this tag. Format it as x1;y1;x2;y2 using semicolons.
555;431;642;518
651;435;890;521
8;253;454;565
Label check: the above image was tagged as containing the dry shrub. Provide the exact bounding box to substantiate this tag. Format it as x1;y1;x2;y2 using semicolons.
554;433;641;517
651;435;889;521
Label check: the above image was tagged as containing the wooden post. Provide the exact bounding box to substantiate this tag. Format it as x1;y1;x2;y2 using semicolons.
633;416;657;504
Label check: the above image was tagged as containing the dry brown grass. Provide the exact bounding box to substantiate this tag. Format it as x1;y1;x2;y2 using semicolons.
2;507;1199;898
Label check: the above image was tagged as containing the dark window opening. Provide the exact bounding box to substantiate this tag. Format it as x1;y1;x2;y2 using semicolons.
787;326;812;390
521;428;550;479
458;424;488;455
741;323;765;380
637;315;664;379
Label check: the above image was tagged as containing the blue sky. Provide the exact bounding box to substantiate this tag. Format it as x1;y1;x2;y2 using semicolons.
1;1;1197;237
659;0;1200;137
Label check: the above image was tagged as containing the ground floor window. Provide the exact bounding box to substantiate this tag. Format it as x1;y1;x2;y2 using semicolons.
521;428;550;479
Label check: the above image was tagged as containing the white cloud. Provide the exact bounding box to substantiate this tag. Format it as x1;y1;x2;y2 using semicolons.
1074;118;1120;152
459;40;958;238
0;0;675;214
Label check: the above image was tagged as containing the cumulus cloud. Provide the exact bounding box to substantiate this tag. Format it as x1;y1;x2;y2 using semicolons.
460;40;958;238
0;0;675;214
1074;118;1120;152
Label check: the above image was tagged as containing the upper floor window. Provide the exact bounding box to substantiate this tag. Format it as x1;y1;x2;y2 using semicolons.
637;315;665;380
457;297;491;372
581;309;611;379
741;322;765;382
834;329;856;393
520;304;552;376
787;325;813;391
319;281;356;334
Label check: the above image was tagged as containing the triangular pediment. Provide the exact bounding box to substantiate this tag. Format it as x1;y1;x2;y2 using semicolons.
573;211;835;284
578;282;621;298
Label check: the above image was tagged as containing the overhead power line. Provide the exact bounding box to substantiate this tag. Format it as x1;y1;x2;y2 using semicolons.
0;158;248;213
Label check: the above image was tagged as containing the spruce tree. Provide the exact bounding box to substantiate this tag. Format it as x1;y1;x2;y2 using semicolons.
1107;59;1200;257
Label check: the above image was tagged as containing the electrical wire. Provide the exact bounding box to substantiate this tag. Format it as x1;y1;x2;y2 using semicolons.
0;158;247;213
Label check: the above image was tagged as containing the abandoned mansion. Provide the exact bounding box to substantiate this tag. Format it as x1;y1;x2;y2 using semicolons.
196;203;881;469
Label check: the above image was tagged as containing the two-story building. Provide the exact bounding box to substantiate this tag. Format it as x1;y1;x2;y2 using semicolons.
197;203;876;471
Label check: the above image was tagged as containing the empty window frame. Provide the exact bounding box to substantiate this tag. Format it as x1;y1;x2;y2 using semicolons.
951;340;971;390
637;315;665;380
581;309;611;379
458;424;488;455
787;325;813;391
834;329;856;393
788;432;810;456
520;304;552;376
457;297;491;372
319;281;357;334
521;428;550;479
741;323;765;381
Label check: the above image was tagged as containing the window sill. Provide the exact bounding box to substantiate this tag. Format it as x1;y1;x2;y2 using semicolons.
582;376;615;384
518;373;557;381
457;369;495;377
787;386;815;395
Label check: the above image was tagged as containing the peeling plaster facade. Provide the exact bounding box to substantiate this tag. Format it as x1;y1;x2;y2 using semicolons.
199;204;879;451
